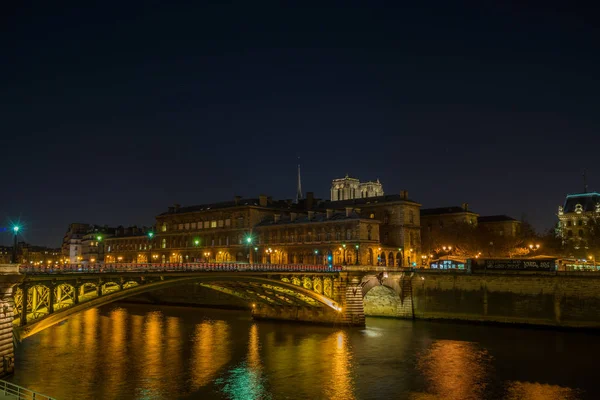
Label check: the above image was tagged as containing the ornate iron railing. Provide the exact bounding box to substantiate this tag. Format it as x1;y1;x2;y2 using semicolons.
0;379;56;400
18;263;344;275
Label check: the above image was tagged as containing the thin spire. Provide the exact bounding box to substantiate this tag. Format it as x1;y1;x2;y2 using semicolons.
583;169;588;193
296;158;303;203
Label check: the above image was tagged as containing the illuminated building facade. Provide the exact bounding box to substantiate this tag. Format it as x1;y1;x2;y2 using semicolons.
557;192;600;246
103;189;421;267
330;175;384;201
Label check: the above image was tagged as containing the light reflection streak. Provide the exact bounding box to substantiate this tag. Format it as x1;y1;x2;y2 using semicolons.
505;381;581;400
417;340;491;400
190;320;231;390
218;323;269;400
142;311;164;396
324;331;355;400
104;307;127;400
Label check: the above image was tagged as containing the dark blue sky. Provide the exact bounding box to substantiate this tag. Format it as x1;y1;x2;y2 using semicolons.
2;1;599;247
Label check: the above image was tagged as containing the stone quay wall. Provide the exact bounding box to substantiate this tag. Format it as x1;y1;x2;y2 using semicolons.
404;270;600;328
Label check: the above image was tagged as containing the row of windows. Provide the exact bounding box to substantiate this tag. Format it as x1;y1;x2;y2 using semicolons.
566;229;585;237
161;217;245;232
565;220;585;227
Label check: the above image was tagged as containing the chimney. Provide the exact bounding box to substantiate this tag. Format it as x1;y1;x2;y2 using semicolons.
306;192;315;209
274;214;281;223
174;204;181;212
168;206;175;213
462;202;469;211
326;209;334;219
234;195;242;205
308;211;314;221
259;195;268;207
290;212;297;222
345;207;353;217
400;190;408;200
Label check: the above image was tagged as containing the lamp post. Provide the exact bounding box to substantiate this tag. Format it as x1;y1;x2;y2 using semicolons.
246;235;253;264
194;239;200;262
96;235;103;264
147;231;154;265
203;251;211;262
528;243;540;256
588;255;596;270
342;243;347;266
378;247;382;266
442;246;452;261
266;248;273;264
12;226;20;264
355;244;359;265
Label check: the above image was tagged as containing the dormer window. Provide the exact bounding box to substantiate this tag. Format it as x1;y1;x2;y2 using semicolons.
575;204;583;214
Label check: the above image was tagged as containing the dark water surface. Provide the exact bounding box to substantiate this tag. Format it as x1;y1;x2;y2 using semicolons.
8;304;599;399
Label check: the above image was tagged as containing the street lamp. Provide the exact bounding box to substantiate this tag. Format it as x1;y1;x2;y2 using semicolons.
378;247;382;266
204;251;211;262
12;225;20;264
342;243;347;265
355;244;359;265
588;255;596;270
266;248;273;264
194;238;200;262
147;231;154;264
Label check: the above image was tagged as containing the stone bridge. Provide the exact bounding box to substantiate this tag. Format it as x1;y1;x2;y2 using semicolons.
0;263;414;377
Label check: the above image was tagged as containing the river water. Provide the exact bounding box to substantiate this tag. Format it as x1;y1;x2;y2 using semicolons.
8;304;598;400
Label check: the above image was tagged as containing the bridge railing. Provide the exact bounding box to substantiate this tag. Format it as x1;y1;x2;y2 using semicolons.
18;263;344;275
0;379;56;400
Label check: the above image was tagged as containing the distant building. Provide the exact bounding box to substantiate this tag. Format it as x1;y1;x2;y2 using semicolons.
557;192;600;246
478;215;521;238
330;175;384;201
420;204;478;253
62;223;90;263
104;189;421;267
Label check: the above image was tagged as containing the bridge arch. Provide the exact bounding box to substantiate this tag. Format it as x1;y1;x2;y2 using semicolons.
14;274;343;340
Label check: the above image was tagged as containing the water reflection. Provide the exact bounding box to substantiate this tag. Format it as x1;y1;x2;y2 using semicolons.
190;320;231;389
325;330;355;400
218;324;269;400
9;305;594;400
505;381;582;400
417;340;492;400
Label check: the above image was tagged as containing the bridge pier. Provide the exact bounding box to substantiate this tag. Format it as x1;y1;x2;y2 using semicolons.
336;274;366;327
0;264;23;377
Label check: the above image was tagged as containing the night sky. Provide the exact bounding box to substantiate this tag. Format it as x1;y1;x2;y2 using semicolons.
2;1;599;247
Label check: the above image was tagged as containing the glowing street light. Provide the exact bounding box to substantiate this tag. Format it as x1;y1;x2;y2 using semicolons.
11;225;20;264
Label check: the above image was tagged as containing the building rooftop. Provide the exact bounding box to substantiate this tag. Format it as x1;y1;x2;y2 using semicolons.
420;206;476;216
319;193;419;208
478;215;518;223
563;192;600;213
159;197;293;215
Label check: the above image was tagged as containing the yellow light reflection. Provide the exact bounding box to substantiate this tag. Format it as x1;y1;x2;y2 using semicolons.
248;323;261;370
505;381;581;400
143;311;164;392
190;320;231;390
417;340;491;400
104;307;127;400
324;331;355;400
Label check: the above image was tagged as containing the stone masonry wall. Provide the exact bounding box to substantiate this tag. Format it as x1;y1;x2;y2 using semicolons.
410;271;600;328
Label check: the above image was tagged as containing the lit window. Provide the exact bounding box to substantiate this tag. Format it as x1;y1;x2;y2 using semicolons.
211;221;217;228
178;224;183;230
191;222;196;229
370;214;375;219
218;220;224;228
204;221;210;229
225;219;231;227
161;239;167;249
162;223;167;232
185;223;190;230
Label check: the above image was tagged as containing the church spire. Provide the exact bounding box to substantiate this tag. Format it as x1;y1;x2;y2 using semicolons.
296;159;303;203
